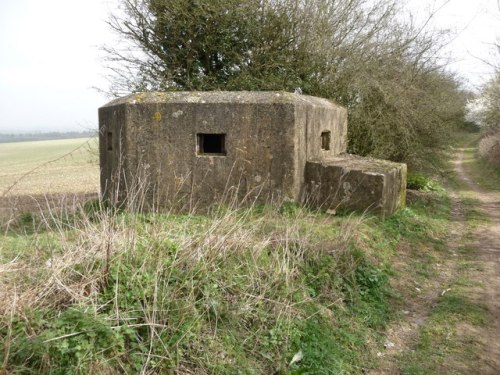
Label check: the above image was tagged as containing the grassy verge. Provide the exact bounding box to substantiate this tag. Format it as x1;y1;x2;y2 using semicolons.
0;185;456;375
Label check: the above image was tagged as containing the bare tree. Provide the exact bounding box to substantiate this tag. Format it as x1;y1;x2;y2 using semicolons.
103;0;467;167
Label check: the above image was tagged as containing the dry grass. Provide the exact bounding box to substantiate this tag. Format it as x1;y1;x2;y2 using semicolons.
0;195;343;313
0;140;439;374
0;161;389;374
0;192;366;373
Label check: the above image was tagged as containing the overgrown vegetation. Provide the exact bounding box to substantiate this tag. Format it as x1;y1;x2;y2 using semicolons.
467;74;500;167
104;0;468;167
467;74;500;135
406;173;443;192
0;187;453;374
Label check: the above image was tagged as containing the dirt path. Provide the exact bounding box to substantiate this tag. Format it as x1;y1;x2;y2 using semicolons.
368;194;467;375
369;146;500;374
454;147;500;374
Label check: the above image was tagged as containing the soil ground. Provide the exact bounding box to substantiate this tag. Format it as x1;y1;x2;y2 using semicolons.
370;145;500;374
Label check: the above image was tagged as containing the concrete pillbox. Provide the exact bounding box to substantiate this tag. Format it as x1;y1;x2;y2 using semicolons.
99;91;406;216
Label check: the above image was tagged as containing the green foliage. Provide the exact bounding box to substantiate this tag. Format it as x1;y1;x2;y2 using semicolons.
7;211;42;235
354;262;389;301
288;250;392;374
278;201;304;217
2;308;124;374
18;212;35;226
82;198;104;216
288;316;367;375
406;173;442;192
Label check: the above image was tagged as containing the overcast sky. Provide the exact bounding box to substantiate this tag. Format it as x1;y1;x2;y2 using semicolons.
407;0;499;86
0;0;498;133
0;0;114;133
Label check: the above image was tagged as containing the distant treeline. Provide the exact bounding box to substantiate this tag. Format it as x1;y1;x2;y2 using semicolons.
0;131;97;143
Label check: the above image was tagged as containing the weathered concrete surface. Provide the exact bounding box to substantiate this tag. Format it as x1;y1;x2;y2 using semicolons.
99;91;406;216
99;91;347;210
304;154;407;217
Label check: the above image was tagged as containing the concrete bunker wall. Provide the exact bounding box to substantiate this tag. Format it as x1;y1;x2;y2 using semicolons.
99;105;128;205
129;101;298;208
99;92;347;209
293;101;348;200
99;91;405;216
304;155;407;218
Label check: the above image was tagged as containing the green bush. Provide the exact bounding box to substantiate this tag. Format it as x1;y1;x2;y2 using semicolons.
406;173;441;191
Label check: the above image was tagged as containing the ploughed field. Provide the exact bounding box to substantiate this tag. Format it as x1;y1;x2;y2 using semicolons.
0;138;99;221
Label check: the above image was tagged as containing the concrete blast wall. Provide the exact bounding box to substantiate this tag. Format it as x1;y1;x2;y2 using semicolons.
305;155;407;218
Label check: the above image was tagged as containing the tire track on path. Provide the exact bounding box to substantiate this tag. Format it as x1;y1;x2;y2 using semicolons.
454;146;500;374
